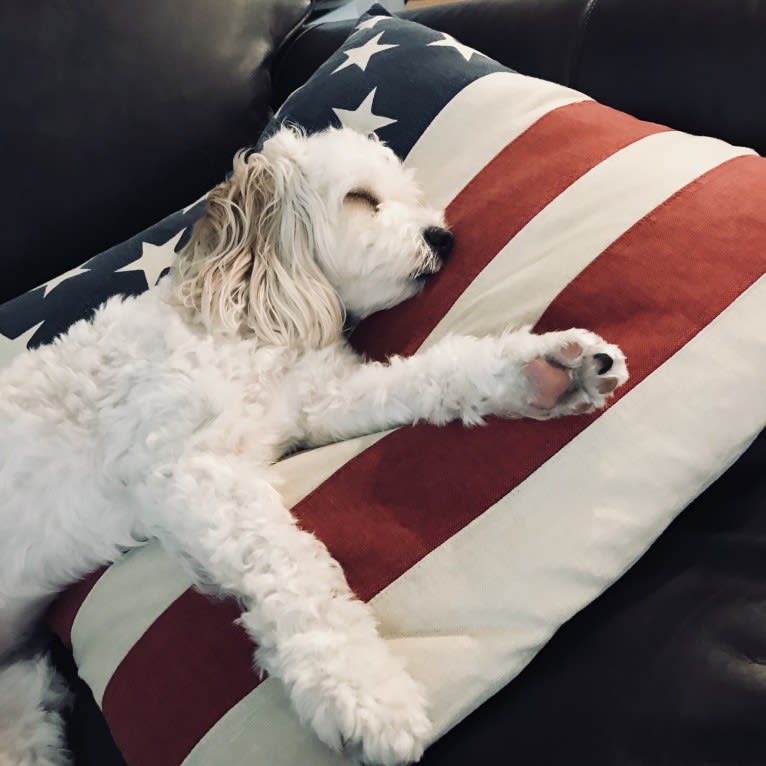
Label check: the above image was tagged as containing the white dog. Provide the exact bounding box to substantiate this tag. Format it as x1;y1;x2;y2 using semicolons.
0;127;627;766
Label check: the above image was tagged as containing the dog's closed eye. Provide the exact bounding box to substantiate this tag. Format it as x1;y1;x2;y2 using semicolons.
344;189;380;212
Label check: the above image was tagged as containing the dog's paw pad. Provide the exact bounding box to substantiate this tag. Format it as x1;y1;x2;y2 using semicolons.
560;341;583;361
597;376;620;395
524;358;572;410
527;329;629;418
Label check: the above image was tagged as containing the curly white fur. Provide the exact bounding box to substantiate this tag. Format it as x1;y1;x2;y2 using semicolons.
0;127;628;766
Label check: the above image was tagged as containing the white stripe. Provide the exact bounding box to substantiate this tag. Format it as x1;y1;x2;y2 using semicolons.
369;273;766;741
181;678;351;766
405;71;589;208
420;130;755;345
71;542;191;705
275;431;391;508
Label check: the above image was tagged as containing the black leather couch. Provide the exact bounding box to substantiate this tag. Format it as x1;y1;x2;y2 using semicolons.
3;1;766;763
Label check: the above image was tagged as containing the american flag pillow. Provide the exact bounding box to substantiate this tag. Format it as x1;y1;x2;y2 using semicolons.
3;6;762;765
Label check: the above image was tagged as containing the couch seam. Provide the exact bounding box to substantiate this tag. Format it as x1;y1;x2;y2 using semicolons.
568;0;601;88
269;0;317;112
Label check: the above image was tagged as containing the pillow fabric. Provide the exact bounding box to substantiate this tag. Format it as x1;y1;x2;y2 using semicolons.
0;205;203;367
3;6;763;765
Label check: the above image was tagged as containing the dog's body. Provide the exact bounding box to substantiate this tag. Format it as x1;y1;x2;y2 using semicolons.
0;127;627;766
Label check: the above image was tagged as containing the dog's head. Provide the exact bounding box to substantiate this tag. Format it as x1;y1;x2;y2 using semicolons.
173;127;451;348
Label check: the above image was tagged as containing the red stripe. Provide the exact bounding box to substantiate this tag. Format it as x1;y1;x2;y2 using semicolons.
293;155;766;601
352;100;668;362
46;568;106;648
533;155;766;352
102;589;260;766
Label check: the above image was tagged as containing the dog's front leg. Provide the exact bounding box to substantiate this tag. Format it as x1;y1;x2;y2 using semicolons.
145;454;429;766
302;327;628;445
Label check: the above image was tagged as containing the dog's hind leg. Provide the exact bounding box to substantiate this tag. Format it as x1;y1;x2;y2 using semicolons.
143;453;430;766
0;656;72;766
0;597;72;766
0;419;141;766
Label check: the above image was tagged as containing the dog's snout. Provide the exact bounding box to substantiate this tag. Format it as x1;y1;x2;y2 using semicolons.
594;353;614;375
423;226;454;259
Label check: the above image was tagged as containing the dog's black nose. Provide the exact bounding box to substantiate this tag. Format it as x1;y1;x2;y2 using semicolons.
424;226;454;259
594;353;614;375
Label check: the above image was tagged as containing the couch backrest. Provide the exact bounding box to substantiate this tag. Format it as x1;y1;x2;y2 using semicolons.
0;0;310;303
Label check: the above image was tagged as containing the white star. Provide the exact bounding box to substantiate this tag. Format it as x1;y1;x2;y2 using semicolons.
332;88;397;135
333;32;397;74
428;32;483;62
0;321;44;368
355;15;388;31
41;264;91;298
116;229;185;289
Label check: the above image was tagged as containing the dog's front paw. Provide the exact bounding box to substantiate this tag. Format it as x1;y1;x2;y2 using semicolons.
336;671;430;766
523;328;628;418
304;669;430;765
266;637;431;765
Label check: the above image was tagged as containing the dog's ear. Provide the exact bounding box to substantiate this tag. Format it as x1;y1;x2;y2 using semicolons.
173;135;344;348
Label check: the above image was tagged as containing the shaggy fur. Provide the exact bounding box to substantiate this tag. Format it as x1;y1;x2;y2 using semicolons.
0;127;628;766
